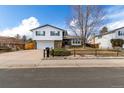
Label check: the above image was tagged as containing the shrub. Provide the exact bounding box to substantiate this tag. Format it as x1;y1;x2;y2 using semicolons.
111;39;124;48
51;48;71;56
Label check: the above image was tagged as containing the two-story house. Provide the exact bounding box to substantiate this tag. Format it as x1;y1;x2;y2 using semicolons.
91;27;124;49
31;24;82;49
31;24;65;49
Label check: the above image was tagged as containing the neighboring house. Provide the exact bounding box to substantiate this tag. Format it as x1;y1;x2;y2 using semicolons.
63;35;81;47
31;24;82;49
90;27;124;49
0;36;25;50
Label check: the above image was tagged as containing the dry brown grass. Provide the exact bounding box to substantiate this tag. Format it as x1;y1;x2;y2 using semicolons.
69;48;124;57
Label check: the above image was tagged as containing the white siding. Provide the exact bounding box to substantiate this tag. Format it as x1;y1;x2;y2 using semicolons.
36;40;54;49
94;27;124;49
95;33;114;49
115;28;124;39
32;26;63;40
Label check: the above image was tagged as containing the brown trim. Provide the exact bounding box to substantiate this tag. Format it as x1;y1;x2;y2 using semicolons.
30;24;66;32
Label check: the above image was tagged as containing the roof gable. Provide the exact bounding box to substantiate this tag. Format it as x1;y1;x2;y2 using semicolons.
30;24;66;32
96;26;124;37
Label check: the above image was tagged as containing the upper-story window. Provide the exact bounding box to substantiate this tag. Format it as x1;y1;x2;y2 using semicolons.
118;31;121;36
36;31;45;36
118;31;124;36
50;31;60;36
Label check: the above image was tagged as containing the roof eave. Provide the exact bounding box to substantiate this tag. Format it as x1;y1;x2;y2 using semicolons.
30;24;66;32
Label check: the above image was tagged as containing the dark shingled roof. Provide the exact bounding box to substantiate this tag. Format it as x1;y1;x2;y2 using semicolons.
95;26;124;37
64;35;81;39
30;24;66;32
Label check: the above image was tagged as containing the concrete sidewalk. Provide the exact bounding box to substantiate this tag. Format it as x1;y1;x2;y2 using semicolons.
1;58;124;69
37;59;124;68
0;50;124;68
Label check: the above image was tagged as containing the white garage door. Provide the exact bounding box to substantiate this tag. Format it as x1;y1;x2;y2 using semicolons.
36;40;54;49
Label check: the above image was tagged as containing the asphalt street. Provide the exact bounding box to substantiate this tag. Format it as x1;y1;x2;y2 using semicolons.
0;67;124;88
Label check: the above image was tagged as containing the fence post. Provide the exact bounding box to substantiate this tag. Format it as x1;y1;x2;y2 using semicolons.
117;49;119;56
95;49;97;56
74;47;76;57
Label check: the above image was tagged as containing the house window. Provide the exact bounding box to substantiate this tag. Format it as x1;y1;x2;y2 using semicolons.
36;31;45;36
50;31;60;36
118;31;121;36
98;35;102;39
118;31;124;36
72;39;81;44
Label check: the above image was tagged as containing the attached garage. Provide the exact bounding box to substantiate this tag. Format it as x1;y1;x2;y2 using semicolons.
36;40;54;49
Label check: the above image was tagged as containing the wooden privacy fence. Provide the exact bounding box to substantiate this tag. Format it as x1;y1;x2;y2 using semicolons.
70;49;122;57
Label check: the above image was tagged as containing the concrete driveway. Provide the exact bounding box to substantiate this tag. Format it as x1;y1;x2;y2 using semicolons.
0;50;43;68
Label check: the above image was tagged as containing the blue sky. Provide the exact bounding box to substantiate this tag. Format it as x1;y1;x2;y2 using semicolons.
0;5;71;30
0;5;124;37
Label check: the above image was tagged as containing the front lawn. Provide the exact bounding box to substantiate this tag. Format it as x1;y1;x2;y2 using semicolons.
67;47;123;57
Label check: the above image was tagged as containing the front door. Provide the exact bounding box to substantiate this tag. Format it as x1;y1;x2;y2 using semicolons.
54;40;62;48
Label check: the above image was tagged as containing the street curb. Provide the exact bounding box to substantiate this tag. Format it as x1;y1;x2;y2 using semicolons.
0;66;124;69
43;57;124;60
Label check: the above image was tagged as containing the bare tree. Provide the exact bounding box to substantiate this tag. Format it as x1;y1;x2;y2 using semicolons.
68;5;105;48
15;34;21;40
22;35;27;42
